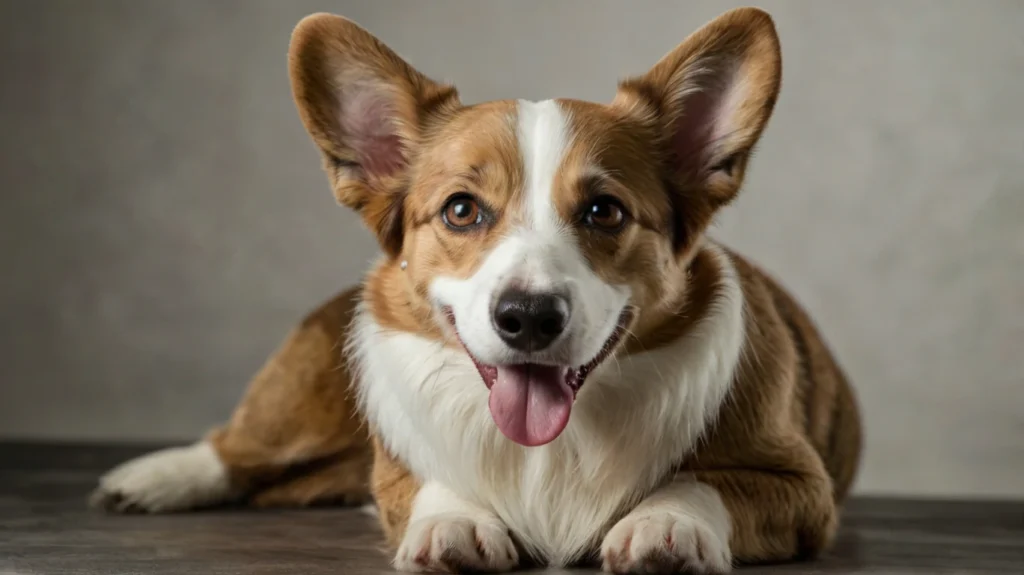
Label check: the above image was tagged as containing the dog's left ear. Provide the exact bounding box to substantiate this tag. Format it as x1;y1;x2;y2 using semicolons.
613;7;781;210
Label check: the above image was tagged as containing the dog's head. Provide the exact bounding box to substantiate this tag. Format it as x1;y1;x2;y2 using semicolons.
289;8;781;446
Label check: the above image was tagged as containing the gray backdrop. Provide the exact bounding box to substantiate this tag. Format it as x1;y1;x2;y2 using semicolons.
1;0;1022;498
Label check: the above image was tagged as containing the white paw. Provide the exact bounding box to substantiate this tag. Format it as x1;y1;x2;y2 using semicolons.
394;514;519;573
601;511;732;574
90;442;232;513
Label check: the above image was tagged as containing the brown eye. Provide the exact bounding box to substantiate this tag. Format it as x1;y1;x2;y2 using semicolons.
583;196;628;232
442;194;483;229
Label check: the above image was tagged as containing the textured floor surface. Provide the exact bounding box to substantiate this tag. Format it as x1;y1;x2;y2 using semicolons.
1;442;1022;574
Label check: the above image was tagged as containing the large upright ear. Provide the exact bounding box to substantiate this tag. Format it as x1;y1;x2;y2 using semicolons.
613;7;781;214
288;14;460;256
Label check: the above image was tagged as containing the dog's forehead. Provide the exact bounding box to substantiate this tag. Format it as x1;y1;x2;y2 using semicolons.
422;101;518;169
408;97;670;239
421;100;595;182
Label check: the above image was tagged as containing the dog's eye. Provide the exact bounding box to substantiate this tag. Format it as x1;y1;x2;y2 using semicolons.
442;194;483;229
583;196;628;232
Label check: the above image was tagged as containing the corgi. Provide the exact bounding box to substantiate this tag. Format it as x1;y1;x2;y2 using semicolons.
91;7;861;573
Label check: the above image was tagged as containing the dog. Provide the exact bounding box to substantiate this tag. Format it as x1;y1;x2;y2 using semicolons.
91;7;862;573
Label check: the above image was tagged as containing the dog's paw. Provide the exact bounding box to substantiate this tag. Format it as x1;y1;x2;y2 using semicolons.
89;442;232;513
601;511;732;574
394;514;519;573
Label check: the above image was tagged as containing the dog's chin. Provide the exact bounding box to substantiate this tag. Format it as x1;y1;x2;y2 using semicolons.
443;308;634;447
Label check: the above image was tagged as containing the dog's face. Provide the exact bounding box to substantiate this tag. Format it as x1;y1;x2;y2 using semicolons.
289;8;781;446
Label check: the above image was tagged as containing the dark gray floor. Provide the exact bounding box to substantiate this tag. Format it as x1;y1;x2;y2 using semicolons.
1;442;1022;574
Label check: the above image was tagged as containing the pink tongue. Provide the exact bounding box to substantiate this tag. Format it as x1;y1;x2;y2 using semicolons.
488;364;573;446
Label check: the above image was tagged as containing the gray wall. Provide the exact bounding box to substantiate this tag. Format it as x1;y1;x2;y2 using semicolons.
1;0;1022;498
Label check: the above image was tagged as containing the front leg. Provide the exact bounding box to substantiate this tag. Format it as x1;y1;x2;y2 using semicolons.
394;481;519;573
601;461;835;574
601;478;733;574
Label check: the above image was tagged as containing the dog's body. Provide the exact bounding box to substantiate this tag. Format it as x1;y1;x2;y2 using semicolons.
93;8;861;573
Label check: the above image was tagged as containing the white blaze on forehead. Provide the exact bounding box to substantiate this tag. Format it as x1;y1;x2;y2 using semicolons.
515;99;571;235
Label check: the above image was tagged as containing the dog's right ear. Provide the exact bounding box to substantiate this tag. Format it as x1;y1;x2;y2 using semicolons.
288;14;460;256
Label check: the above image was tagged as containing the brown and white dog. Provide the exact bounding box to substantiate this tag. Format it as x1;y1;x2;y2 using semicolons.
92;7;862;573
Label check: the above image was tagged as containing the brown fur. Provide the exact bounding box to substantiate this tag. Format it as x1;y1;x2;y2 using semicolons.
203;245;860;564
680;250;860;561
97;7;862;572
206;288;372;507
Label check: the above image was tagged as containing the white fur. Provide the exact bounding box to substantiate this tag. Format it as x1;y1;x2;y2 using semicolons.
601;477;733;573
91;442;233;513
395;481;519;572
352;99;746;567
353;243;744;566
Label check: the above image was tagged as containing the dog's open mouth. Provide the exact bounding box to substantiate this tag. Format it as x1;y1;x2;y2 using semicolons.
444;308;634;447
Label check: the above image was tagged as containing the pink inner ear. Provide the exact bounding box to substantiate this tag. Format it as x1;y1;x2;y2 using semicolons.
339;84;407;178
669;68;735;178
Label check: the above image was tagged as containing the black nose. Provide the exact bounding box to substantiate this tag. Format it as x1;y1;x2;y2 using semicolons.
492;288;570;352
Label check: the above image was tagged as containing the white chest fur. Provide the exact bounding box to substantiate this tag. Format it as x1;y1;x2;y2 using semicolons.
351;250;744;566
